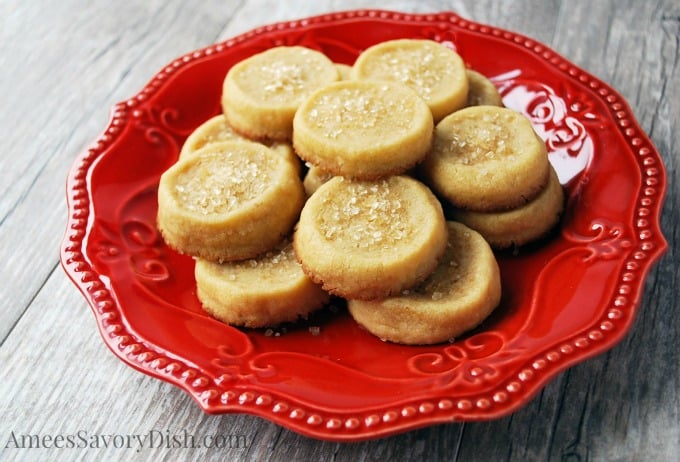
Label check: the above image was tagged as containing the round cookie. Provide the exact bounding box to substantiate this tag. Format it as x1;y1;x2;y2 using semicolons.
293;80;434;179
351;39;468;121
348;221;501;345
334;63;352;80
302;165;334;196
294;175;448;300
180;114;248;158
420;105;550;211
179;114;300;174
195;239;330;328
221;46;339;141
449;166;565;249
465;69;503;107
157;140;304;262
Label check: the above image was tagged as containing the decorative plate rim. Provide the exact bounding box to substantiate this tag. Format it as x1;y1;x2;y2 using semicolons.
60;9;668;441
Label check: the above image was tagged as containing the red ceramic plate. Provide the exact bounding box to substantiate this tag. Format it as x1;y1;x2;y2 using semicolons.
61;10;667;441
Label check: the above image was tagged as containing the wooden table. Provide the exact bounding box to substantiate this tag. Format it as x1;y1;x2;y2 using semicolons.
2;0;677;460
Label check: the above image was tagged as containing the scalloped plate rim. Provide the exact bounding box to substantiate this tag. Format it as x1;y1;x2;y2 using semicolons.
60;8;668;441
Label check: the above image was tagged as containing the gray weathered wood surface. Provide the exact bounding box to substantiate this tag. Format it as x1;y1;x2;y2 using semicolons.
1;0;677;460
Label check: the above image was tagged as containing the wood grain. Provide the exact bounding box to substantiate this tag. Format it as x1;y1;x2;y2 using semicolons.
1;0;677;460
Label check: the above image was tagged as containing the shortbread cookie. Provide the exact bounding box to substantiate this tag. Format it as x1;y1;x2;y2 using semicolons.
347;221;501;345
180;114;248;158
302;165;333;196
157;140;304;261
222;46;339;140
293;80;433;179
420;106;550;211
465;69;503;107
335;63;352;80
195;239;330;328
294;175;448;300
266;142;301;176
351;39;468;121
179;114;300;174
449;166;564;249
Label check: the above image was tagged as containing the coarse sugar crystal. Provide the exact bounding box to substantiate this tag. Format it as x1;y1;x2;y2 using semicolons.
318;178;411;249
174;150;271;215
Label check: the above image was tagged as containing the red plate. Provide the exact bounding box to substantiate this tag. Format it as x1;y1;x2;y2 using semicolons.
61;10;668;441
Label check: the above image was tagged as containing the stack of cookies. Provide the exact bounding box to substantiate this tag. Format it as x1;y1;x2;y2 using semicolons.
420;106;565;250
157;46;339;328
155;39;564;344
